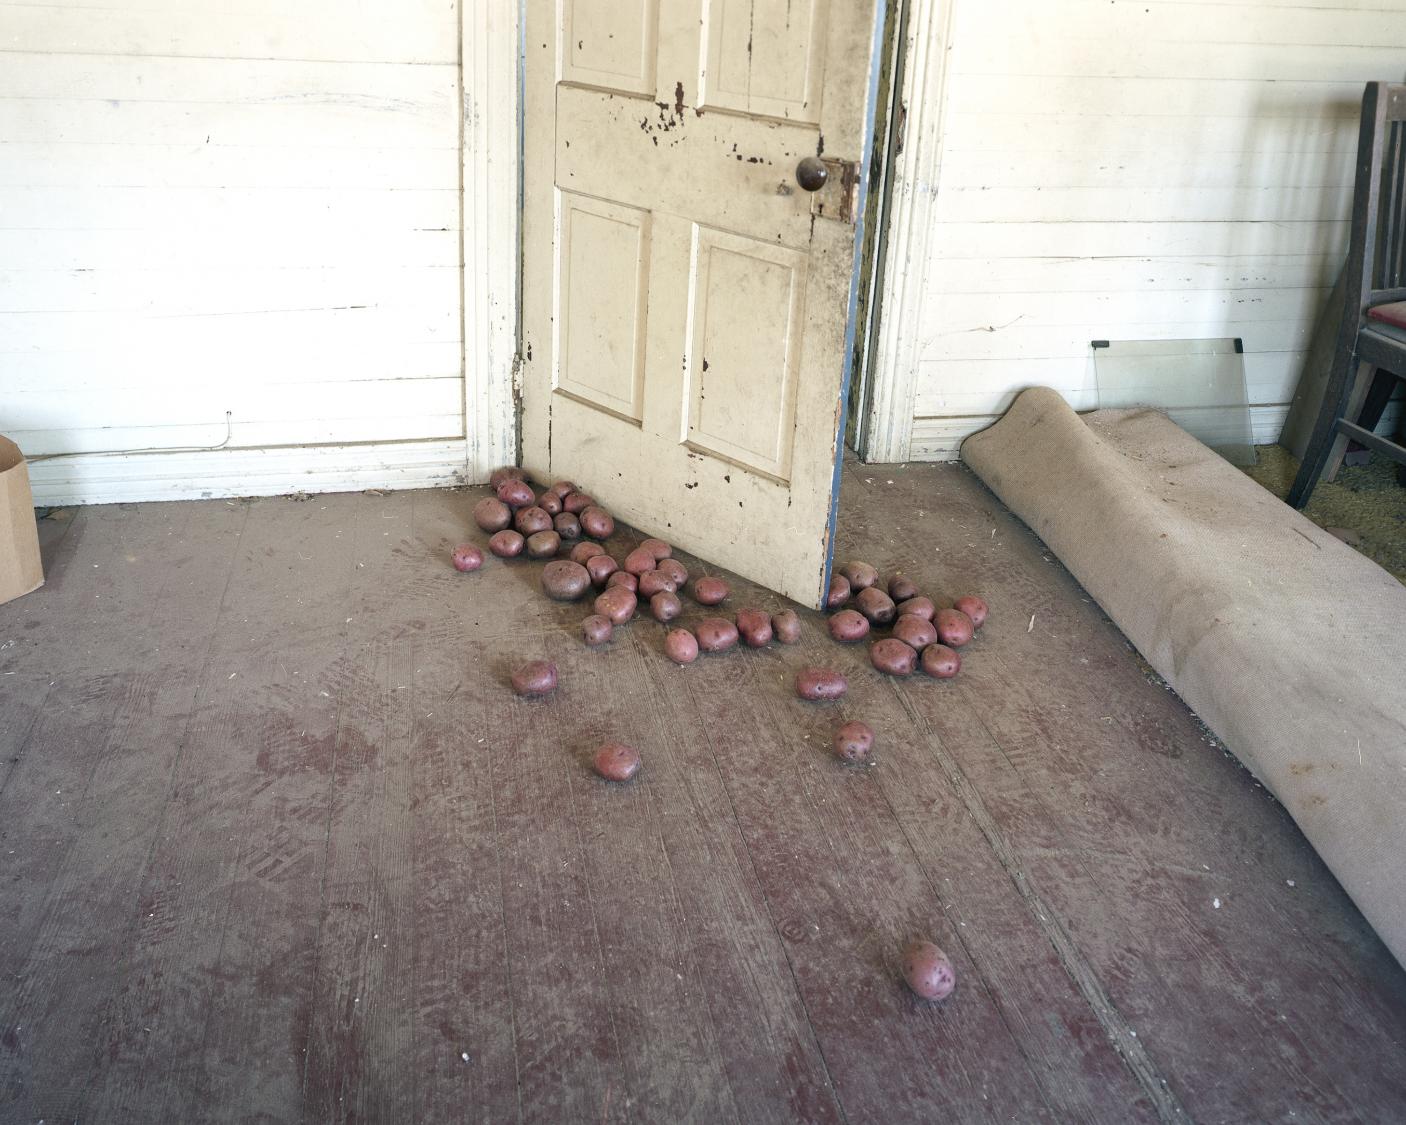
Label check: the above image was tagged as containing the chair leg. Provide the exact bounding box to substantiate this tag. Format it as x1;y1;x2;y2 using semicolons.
1288;348;1368;508
1322;363;1383;483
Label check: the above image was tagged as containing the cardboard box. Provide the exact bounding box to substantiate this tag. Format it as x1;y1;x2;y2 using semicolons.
1;435;44;606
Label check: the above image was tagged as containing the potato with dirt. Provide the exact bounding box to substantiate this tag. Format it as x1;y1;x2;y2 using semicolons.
664;628;699;664
870;638;917;676
582;615;614;646
735;608;773;647
854;587;897;626
541;559;591;601
901;940;956;1000
525;530;561;559
833;720;874;763
511;660;557;696
593;743;642;782
474;497;512;533
451;545;483;572
772;610;802;644
489;530;525;558
795;668;847;701
828;609;870;643
935;608;975;647
696;617;740;653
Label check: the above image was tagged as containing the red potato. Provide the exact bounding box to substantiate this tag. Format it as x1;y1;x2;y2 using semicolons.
582;614;614;646
920;644;961;679
870;638;917;676
541;559;591;601
772;609;802;644
473;497;512;533
511;660;557;696
525;530;561;559
489;466;526;489
650;591;683;623
594;587;638;625
489;530;525;558
896;596;936;622
537;491;563;516
570;541;606;565
607;570;639;593
563;492;596;515
795;667;848;701
593;742;642;783
833;720;874;763
515;506;552;535
901;940;956;1001
664;628;699;664
586;554;620;587
548;479;577;499
451;544;483;572
935;608;975;648
826;573;852;609
735;607;773;647
623;547;657;576
554;512;582;541
828;609;870;643
840;561;879;590
656;558;689;587
892;613;938;651
640;537;672;560
888;574;919;602
695;617;739;653
692;576;729;605
637;570;676;599
954;595;988;629
496;478;535;509
854;586;897;626
580;506;615;540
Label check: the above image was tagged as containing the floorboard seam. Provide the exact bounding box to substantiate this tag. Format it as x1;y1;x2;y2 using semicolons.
676;669;853;1125
889;680;1190;1124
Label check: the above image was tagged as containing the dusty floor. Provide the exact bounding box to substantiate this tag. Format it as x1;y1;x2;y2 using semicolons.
1245;445;1406;583
2;462;1405;1124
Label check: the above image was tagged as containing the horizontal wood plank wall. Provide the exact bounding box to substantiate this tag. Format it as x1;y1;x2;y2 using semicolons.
0;1;470;502
892;0;1406;460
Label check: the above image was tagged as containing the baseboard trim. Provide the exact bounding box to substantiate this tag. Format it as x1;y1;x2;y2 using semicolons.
28;439;472;507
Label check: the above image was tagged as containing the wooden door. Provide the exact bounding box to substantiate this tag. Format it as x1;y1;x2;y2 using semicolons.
521;0;883;606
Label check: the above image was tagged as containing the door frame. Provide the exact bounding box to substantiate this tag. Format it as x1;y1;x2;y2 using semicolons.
460;5;522;483
854;0;955;464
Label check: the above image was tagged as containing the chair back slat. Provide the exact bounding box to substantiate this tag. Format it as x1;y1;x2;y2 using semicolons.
1375;120;1403;289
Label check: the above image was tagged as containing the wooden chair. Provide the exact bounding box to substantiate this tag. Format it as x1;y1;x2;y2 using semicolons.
1288;82;1406;509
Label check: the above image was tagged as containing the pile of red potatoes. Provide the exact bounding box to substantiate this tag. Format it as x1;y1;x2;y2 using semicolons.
454;466;971;1003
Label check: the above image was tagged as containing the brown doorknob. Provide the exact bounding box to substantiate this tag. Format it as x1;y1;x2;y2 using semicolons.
795;156;828;192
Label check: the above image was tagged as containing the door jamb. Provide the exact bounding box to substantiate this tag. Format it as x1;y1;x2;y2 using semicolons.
856;0;955;463
461;3;521;483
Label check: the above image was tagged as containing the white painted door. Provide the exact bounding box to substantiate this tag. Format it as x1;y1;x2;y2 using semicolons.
521;0;883;607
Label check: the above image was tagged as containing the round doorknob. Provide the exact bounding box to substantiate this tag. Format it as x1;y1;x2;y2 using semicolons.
795;156;828;192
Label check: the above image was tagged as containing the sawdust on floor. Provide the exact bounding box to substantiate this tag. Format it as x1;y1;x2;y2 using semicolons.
1244;445;1406;584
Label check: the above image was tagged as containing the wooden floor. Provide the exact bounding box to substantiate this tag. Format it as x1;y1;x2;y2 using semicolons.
2;463;1405;1124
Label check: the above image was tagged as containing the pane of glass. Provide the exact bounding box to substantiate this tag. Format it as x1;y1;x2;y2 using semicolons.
1092;337;1255;466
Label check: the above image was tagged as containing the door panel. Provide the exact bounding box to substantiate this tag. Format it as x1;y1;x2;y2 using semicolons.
684;227;806;481
561;0;658;95
555;193;652;423
701;0;828;122
523;0;881;606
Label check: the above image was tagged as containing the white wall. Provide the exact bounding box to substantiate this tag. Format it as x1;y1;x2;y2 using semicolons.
1;1;518;504
867;0;1406;461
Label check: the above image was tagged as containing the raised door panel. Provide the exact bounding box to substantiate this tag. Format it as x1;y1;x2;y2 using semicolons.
700;0;828;123
555;192;652;423
684;226;806;480
561;0;659;96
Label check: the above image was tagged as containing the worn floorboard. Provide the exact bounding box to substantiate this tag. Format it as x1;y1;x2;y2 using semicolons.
2;465;1405;1123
